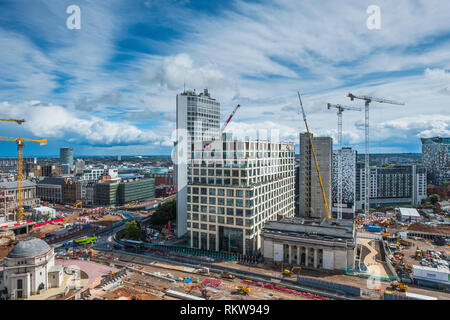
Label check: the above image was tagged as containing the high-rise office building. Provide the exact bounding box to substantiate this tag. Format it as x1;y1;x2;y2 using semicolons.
332;147;357;219
186;138;295;255
298;133;332;220
421;137;449;186
59;148;74;169
175;89;221;238
355;164;427;209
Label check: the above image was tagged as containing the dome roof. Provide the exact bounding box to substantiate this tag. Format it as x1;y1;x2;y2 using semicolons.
8;237;51;258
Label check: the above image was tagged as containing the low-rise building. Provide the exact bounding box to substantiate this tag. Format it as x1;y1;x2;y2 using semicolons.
412;265;450;292
36;178;64;204
261;218;356;271
81;168;106;181
0;237;63;300
117;178;155;205
396;207;421;223
0;181;39;221
94;181;119;206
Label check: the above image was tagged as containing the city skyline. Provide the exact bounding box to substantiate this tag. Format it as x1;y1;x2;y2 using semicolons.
0;0;449;157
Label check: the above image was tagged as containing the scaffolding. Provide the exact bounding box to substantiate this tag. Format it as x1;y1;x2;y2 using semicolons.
0;186;15;223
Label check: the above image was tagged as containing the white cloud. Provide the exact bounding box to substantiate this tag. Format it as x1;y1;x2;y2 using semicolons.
425;68;450;81
158;53;232;91
1;0;450;154
0;101;164;147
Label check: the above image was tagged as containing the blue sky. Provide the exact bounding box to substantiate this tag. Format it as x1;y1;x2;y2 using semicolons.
0;0;449;157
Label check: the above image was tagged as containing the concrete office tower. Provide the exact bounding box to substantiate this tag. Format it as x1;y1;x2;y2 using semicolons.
59;148;74;168
186;138;295;255
332;147;357;219
299;133;332;220
175;89;221;238
421;137;450;186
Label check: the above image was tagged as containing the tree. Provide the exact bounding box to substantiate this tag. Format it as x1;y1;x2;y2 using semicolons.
428;194;440;205
124;220;141;240
150;199;176;226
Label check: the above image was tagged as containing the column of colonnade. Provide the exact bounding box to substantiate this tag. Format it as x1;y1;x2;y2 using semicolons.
283;243;323;269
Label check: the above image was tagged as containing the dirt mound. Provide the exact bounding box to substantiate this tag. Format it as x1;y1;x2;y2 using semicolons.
407;223;450;235
109;286;159;300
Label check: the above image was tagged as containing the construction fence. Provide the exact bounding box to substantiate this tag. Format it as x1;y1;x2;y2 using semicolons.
296;276;361;297
115;236;259;263
383;292;416;300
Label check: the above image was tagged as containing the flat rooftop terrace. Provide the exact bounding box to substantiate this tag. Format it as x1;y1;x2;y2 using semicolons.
263;218;355;241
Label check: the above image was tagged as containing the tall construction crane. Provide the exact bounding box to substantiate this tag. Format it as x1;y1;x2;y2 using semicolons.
297;92;330;220
327;103;361;220
204;104;241;150
220;104;241;136
0;119;25;125
347;93;404;219
0;136;47;221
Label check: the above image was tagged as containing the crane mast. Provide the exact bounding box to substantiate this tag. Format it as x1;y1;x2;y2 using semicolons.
347;93;404;221
298;92;330;220
327;104;361;220
0;136;47;221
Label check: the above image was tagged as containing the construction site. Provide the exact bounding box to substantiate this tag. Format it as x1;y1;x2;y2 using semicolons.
25;236;445;301
49;249;328;301
1;95;449;301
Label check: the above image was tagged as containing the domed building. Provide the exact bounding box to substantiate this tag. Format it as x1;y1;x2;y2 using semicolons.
0;237;63;300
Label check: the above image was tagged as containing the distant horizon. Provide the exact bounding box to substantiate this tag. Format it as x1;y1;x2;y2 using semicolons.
0;152;423;159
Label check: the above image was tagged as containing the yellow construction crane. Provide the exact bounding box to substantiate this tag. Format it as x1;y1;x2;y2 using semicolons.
297;92;330;219
0;119;25;125
0;136;47;221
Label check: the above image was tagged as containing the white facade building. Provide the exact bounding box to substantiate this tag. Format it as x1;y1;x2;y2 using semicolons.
0;238;63;300
186;139;296;255
261;218;356;271
175;89;221;238
332;147;356;219
81;168;105;181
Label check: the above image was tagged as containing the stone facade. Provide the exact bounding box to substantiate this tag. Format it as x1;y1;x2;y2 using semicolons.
187;139;295;255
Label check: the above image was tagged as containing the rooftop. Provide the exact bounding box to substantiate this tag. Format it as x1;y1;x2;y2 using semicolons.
263;218;355;241
397;207;420;217
8;237;51;258
0;180;36;189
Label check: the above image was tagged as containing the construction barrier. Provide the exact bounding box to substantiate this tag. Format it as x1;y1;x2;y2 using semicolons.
33;218;64;229
115;237;240;262
296;276;361;297
383;292;415;300
242;279;333;300
357;232;383;240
